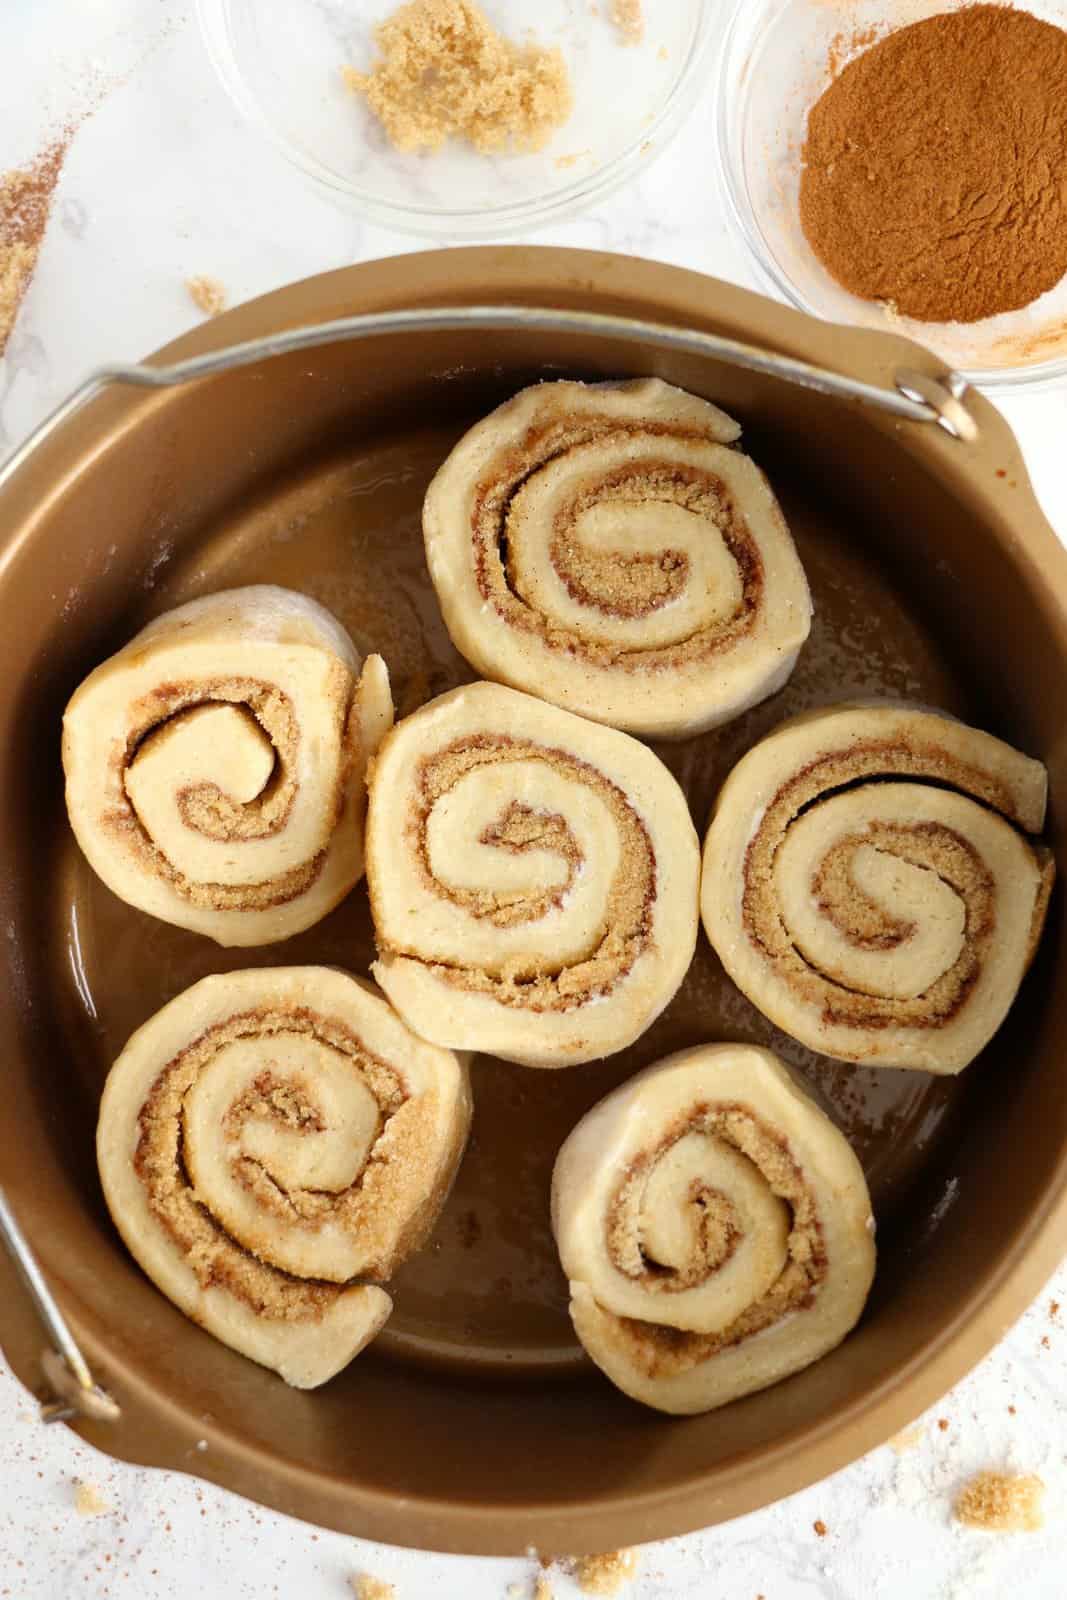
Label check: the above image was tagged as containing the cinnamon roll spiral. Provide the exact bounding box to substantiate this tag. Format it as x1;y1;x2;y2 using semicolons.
97;966;471;1388
366;681;700;1067
552;1043;876;1414
701;704;1053;1073
63;586;393;946
423;379;812;738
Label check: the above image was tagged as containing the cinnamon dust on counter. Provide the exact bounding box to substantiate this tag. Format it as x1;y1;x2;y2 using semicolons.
0;138;69;356
800;6;1067;323
955;1470;1045;1532
343;0;572;154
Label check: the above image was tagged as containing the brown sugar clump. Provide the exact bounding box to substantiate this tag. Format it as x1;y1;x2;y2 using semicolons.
572;1549;638;1595
0;140;68;356
611;1;644;45
73;1479;110;1517
954;1470;1045;1532
186;275;227;317
813;1519;828;1537
343;0;572;154
350;1576;394;1600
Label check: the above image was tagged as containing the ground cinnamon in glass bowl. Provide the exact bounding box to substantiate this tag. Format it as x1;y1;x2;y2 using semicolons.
799;6;1067;325
716;0;1067;388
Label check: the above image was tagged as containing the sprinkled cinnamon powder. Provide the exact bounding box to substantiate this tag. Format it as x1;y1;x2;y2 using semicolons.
955;1470;1045;1532
343;0;572;154
0;138;68;356
186;275;227;317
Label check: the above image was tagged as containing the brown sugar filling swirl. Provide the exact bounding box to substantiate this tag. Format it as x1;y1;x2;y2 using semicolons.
134;1007;409;1321
97;967;470;1388
551;1045;875;1415
423;379;812;739
118;673;329;912
407;733;657;1010
473;437;763;668
702;705;1054;1074
603;1105;825;1371
63;587;393;947
367;681;701;1068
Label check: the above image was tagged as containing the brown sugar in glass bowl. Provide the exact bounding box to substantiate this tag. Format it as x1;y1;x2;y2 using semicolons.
799;5;1067;324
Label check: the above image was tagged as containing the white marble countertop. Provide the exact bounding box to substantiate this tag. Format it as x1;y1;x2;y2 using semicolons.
2;4;1066;1597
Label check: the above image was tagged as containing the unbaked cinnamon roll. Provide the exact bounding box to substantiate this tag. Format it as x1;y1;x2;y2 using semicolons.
366;680;700;1067
701;703;1053;1073
97;966;470;1388
63;586;393;946
423;379;812;739
552;1043;875;1414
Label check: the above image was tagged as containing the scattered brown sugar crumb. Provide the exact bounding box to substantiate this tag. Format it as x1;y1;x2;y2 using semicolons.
611;0;644;45
572;1549;638;1595
342;0;572;154
813;1519;828;1537
73;1479;110;1517
955;1470;1045;1532
508;1581;553;1600
1041;1335;1051;1349
938;1417;950;1432
890;1424;925;1454
1008;1405;1017;1415
186;275;227;317
1051;1299;1061;1319
350;1576;394;1600
0;138;68;357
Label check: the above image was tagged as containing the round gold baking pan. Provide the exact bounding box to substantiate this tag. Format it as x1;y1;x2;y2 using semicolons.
1;248;1065;1555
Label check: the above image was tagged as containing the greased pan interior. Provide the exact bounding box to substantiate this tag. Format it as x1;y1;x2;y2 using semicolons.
1;249;1065;1555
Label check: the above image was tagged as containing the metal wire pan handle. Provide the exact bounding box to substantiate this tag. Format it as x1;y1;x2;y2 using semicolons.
0;1185;120;1424
0;304;977;497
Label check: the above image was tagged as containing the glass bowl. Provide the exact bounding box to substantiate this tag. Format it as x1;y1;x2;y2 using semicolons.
716;0;1067;391
198;0;719;238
